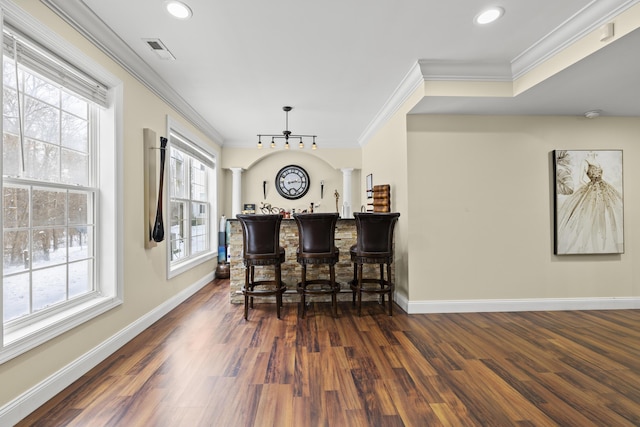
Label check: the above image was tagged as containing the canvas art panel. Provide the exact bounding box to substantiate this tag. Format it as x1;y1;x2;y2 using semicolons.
553;150;624;255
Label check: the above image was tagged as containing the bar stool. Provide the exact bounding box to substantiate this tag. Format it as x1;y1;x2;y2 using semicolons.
350;212;400;316
236;214;287;320
293;213;340;318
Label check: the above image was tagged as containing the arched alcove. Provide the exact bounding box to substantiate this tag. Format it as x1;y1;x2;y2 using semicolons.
221;149;362;217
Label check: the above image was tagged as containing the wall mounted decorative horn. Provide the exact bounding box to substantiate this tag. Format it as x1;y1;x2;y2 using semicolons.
152;136;168;242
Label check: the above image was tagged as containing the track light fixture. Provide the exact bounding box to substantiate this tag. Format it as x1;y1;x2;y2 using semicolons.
257;106;318;150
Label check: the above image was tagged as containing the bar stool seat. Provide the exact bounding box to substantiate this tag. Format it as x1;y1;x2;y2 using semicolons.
349;212;400;316
236;214;287;320
293;213;340;318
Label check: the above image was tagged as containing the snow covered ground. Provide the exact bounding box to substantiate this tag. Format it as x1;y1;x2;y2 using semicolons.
3;244;92;322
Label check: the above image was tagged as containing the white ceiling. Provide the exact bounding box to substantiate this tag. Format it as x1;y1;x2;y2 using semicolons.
42;0;640;149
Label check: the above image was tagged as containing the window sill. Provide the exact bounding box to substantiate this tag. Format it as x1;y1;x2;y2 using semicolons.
168;251;216;279
0;295;122;364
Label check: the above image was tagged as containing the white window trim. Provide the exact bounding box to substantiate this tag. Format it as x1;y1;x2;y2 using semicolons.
166;116;217;279
0;1;123;364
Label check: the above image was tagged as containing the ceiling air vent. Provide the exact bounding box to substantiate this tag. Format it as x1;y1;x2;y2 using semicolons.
143;38;176;60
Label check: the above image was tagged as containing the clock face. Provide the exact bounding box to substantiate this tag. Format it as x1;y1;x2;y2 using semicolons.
275;165;310;200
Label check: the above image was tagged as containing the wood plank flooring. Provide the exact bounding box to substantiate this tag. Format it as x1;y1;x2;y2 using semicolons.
18;279;640;426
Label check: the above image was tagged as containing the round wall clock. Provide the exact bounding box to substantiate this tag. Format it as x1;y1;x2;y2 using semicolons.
275;164;310;200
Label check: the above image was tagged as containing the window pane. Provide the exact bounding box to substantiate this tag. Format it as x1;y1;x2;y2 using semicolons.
68;191;90;225
171;200;186;237
170;200;187;260
61;111;88;152
62;91;88;119
171;237;185;261
170;148;186;198
24;97;60;144
3;272;30;322
190;202;208;254
191;234;206;255
32;188;66;226
2;133;20;177
32;227;67;269
190;159;206;201
32;265;67;312
24;139;60;182
61;148;88;186
3;87;19;135
3;230;29;274
3;57;17;89
23;73;60;107
3;185;29;228
69;225;92;262
69;259;92;298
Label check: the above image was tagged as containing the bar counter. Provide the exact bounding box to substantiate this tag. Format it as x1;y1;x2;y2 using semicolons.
228;218;390;304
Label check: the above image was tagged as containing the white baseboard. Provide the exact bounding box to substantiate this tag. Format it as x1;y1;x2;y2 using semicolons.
0;273;213;427
394;291;410;313
402;296;640;314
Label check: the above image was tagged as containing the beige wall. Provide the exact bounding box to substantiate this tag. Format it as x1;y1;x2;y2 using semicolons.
361;88;423;300
221;148;362;218
406;114;640;302
1;0;221;408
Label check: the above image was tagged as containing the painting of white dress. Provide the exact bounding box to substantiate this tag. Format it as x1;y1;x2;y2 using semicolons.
553;150;624;255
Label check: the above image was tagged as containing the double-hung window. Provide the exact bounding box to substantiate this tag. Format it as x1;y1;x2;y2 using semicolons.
1;7;122;363
167;121;216;277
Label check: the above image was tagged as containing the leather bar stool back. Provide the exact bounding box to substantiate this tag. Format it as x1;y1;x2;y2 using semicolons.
293;213;340;318
236;214;286;320
350;212;400;316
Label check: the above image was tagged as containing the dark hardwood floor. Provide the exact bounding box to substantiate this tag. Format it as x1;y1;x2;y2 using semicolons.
18;279;640;426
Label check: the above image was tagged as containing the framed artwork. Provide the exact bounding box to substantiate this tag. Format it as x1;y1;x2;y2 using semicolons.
553;150;624;255
242;203;256;214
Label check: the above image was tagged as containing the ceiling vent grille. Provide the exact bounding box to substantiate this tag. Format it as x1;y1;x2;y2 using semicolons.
143;38;176;60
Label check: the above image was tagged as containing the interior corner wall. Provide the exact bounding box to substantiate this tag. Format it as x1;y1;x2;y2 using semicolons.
406;114;640;303
361;94;421;302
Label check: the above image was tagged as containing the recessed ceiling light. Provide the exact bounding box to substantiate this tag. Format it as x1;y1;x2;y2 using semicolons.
475;7;504;25
165;1;192;20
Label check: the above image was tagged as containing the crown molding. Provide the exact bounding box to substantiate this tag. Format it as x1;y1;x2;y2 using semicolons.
418;59;513;81
40;0;224;145
512;0;640;78
357;62;424;146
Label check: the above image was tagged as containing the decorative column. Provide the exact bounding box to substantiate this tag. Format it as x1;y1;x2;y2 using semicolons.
341;168;354;218
230;167;244;217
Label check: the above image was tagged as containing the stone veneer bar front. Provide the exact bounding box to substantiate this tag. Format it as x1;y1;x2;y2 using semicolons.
228;218;392;305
